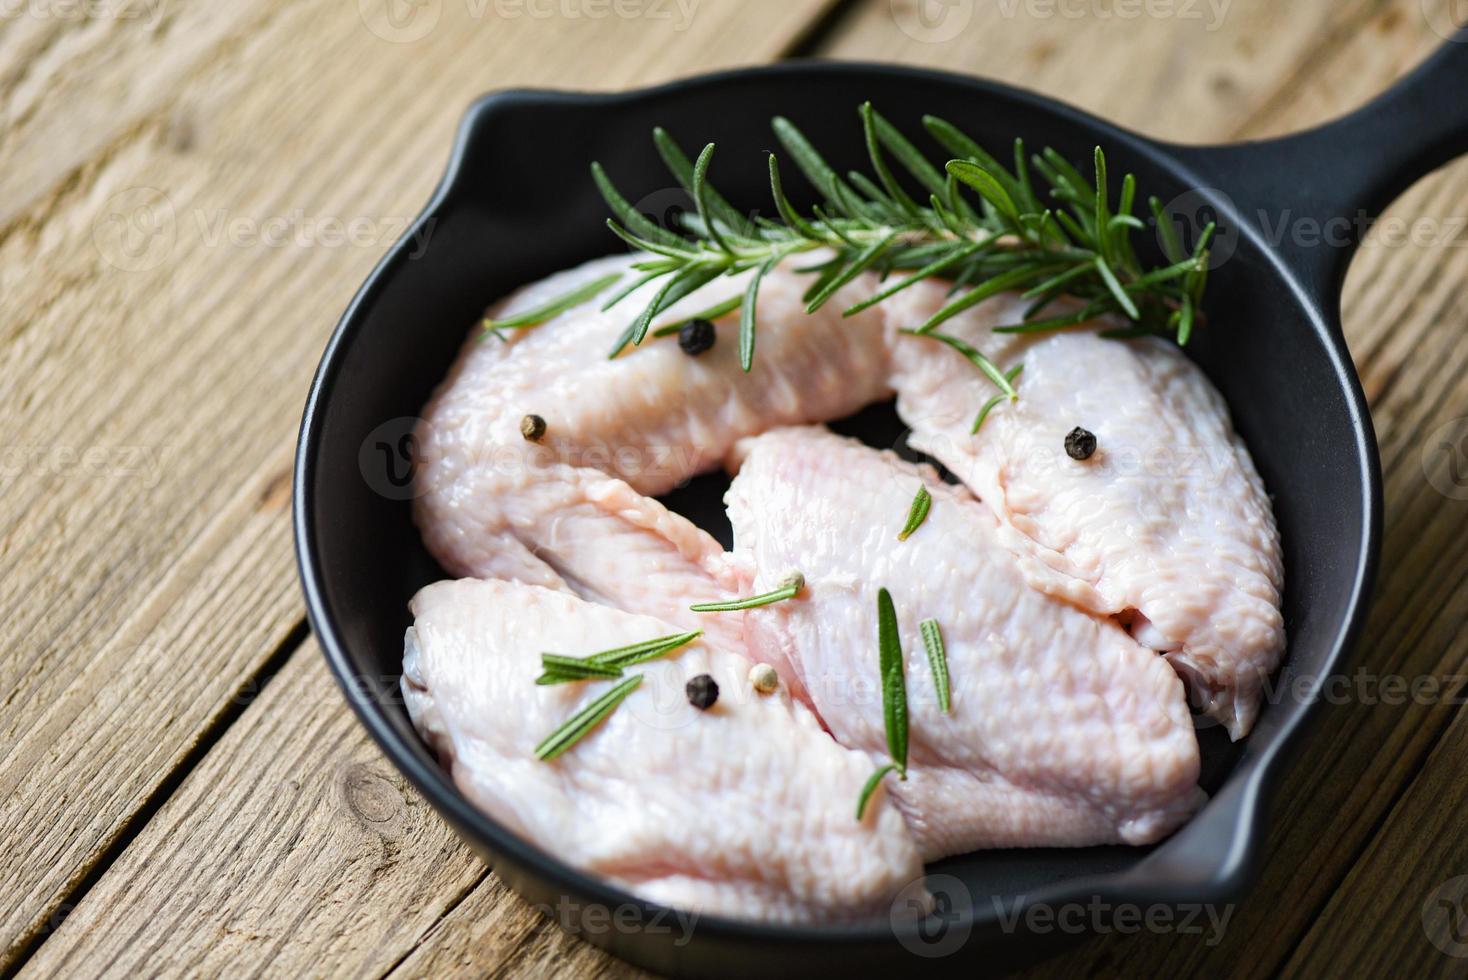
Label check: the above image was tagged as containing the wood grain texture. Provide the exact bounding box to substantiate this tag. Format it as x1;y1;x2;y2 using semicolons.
387;884;655;980
0;0;835;970
19;643;491;978
19;640;651;979
824;0;1385;141
1282;691;1468;979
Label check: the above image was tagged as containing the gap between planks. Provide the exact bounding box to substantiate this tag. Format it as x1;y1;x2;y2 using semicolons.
1;619;309;979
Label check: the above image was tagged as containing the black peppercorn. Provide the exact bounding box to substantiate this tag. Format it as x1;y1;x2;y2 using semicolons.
1065;426;1097;461
678;318;716;356
520;414;546;442
686;673;719;710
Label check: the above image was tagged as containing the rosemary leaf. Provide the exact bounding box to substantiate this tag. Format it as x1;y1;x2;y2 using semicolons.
600;268;665;312
592;629;703;667
996;300;1109;335
1177;293;1197;346
911;265;1055;335
1130;255;1209;289
924;116;1021;207
690;574;804;612
768;155;825;240
920;618;951;713
653;127;751;236
534;629;703;685
972;364;1025;432
798;256;843;303
877;587;909;773
741;258;775;372
603;218;700;262
805;232;897;314
1052;208;1090;245
946;160;1019;226
534;674;643;760
536;655;623;685
1093;147;1113;264
843;241;983;317
1151;195;1186;263
847;170;902;222
1191;221;1218;259
1019;262;1093;301
860;103;923;221
650;294;744;337
624;264;722;351
900;328;1017;401
772;116;860;211
484;272;622;332
855;762;902;821
869;107;946;197
1094;255;1141;320
691;143;735;254
930;190;967;236
591;162;684;248
1013;137;1041;214
1041;147;1094;212
921;114;988;163
606;320;639;361
897;485;932;541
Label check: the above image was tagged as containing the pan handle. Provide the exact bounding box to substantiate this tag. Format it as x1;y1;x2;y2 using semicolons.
1164;27;1468;303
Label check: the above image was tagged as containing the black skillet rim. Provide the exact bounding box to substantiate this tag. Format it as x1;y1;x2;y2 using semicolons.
293;59;1382;947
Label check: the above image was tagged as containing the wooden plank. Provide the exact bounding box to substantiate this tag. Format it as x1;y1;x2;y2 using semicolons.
21;642;507;977
821;0;1385;141
1281;682;1468;979
386;884;653;980
0;0;837;970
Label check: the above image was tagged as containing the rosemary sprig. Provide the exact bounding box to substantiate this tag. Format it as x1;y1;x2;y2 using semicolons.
538;655;622;683
897;485;932;541
877;587;909;774
856;587;911;821
899;328;1016;401
584;104;1212;397
856;762;902;821
920;618;951;713
649;294;743;337
484;271;622;334
534;674;643;760
690;573;804;612
972;364;1025;434
535;629;702;685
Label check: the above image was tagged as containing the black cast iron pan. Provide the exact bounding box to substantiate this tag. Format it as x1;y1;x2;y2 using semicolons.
295;32;1468;977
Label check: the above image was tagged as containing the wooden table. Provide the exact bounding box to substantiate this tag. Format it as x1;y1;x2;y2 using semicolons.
4;1;1467;976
